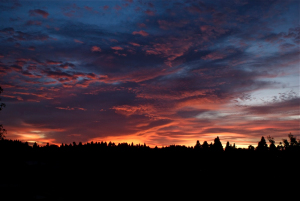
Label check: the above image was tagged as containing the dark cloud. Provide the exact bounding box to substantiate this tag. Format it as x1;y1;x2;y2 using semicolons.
177;109;208;118
245;97;300;116
29;9;49;18
0;28;50;42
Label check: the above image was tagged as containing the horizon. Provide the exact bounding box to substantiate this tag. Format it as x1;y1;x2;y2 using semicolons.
0;0;299;148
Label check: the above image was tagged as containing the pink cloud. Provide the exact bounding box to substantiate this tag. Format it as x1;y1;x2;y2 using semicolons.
91;46;102;52
201;52;226;60
145;9;155;16
114;52;127;57
74;39;84;43
143;40;193;66
111;46;124;51
145;49;160;55
129;42;141;47
29;9;49;19
103;5;109;10
132;30;149;36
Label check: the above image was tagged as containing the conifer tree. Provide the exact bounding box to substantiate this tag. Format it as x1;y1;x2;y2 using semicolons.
0;86;6;139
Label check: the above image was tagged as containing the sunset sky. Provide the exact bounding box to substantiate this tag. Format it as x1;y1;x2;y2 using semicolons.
0;0;299;148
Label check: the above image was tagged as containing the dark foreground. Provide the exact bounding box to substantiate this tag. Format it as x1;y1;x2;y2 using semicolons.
1;138;299;200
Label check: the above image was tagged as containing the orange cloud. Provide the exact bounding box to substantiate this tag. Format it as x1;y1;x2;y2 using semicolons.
112;104;155;117
5;125;65;146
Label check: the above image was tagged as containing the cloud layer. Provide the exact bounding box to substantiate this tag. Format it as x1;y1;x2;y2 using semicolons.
0;0;299;147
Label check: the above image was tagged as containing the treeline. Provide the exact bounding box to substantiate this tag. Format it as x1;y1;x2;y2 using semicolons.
1;133;299;153
1;133;299;168
1;133;299;200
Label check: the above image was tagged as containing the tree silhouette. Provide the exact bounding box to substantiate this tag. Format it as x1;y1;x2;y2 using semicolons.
282;133;299;151
0;86;6;139
225;141;235;152
33;142;39;149
288;133;297;147
213;136;223;152
194;140;201;150
202;141;209;151
267;135;276;151
256;136;268;151
282;139;290;149
248;145;254;150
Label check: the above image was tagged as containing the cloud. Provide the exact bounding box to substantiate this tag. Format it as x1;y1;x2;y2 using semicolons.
144;9;155;16
28;46;35;51
158;20;189;30
46;60;62;65
132;30;149;36
10;64;22;72
201;52;226;60
245;97;300;116
59;63;75;69
111;46;124;51
112;104;156;118
0;27;15;35
0;28;50;41
138;23;146;28
74;39;84;43
84;6;93;12
25;20;42;26
29;9;49;18
56;106;87;111
91;46;102;52
129;42;141;47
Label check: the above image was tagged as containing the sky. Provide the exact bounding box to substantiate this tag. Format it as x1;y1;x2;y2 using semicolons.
0;0;299;148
